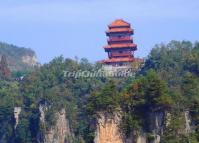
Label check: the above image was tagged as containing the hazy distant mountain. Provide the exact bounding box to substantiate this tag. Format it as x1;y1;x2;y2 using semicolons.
0;42;38;72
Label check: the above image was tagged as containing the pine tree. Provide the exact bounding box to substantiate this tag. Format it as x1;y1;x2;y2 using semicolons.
0;55;11;78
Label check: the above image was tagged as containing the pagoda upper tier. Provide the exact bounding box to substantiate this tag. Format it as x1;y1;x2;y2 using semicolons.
104;19;137;51
106;20;134;36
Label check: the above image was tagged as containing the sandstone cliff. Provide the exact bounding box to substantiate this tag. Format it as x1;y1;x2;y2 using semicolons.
12;107;194;143
21;55;38;67
39;107;74;143
0;42;39;72
94;112;148;143
94;112;124;143
93;109;194;143
14;107;22;129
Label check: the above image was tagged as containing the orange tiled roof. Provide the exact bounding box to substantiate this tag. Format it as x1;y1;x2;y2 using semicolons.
102;57;134;63
109;19;130;28
106;28;133;33
104;43;137;49
101;58;144;63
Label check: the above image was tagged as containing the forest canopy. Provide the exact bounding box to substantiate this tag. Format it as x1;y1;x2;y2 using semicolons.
0;40;199;143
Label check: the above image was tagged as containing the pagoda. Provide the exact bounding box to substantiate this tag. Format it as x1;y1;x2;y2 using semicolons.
101;19;139;69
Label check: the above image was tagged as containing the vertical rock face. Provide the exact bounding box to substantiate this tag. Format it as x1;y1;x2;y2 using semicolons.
90;110;194;143
148;111;164;135
125;110;167;143
126;132;147;143
94;112;124;143
136;132;147;143
40;107;73;143
94;112;148;143
147;111;165;143
21;55;38;67
14;107;21;129
39;105;46;123
184;110;192;134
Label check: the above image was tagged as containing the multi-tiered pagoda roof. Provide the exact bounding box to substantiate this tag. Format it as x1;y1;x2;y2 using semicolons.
101;19;138;65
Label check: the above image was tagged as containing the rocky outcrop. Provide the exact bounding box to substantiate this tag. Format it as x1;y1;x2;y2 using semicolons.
21;55;38;67
184;110;192;134
14;107;21;129
125;110;165;143
148;111;165;135
0;42;39;71
93;109;195;143
12;107;195;143
136;132;147;143
148;111;165;143
94;112;124;143
40;108;73;143
39;105;46;123
126;131;147;143
94;112;149;143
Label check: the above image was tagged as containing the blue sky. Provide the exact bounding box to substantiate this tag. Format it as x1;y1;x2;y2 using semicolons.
0;0;199;63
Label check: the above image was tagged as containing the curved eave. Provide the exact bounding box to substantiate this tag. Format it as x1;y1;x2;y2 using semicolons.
108;25;130;29
106;30;134;36
108;40;133;44
103;44;137;51
101;58;134;63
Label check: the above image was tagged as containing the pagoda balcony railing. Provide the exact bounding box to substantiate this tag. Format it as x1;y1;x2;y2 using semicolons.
108;37;133;42
110;53;133;57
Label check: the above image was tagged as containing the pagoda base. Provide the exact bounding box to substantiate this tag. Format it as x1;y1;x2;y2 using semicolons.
102;62;133;73
101;58;144;74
